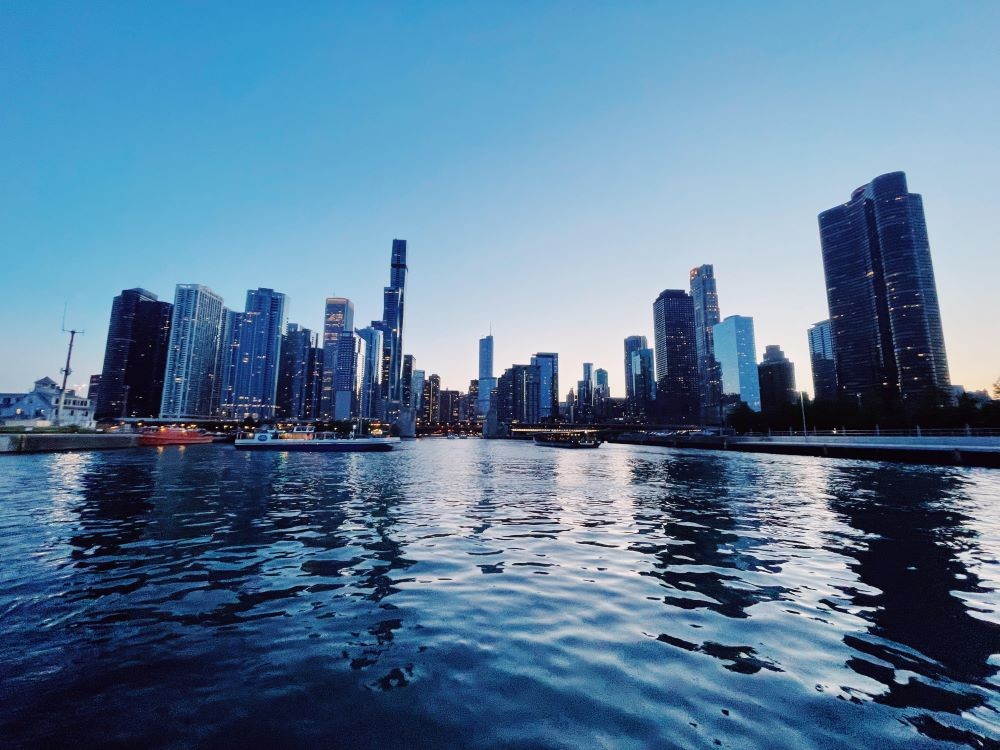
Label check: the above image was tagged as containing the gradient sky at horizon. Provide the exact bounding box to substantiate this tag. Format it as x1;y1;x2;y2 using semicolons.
2;2;998;398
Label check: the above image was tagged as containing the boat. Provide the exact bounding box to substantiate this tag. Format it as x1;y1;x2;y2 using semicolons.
139;426;215;446
533;431;602;449
234;425;398;452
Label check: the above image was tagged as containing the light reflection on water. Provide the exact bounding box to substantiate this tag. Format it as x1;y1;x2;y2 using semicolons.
0;441;998;749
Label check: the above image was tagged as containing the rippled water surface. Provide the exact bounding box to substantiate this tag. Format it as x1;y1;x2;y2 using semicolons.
1;441;999;749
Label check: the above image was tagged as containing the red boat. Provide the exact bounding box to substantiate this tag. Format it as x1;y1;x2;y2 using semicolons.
138;426;215;447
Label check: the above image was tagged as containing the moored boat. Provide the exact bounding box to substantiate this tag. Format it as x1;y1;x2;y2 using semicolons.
533;431;602;449
139;426;215;446
234;426;398;452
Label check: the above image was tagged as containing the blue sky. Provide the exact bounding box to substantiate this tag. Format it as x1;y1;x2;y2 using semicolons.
2;2;998;397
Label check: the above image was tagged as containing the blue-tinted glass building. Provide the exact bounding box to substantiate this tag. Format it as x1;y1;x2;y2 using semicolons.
712;315;761;412
530;352;559;421
160;284;225;419
807;320;838;402
321;297;354;420
818;171;950;405
689;264;723;423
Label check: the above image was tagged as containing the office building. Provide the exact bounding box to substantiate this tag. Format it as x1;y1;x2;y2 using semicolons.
216;309;242;417
374;239;408;421
439;390;462;425
689;264;723;423
276;324;319;420
623;336;647;408
160;284;225;419
629;347;656;419
807;320;838;402
497;364;540;425
530;352;559;421
401;354;415;408
758;345;797;414
422;374;440;424
712;315;761;412
652;289;699;423
95;288;173;420
819;171;950;405
411;370;425;415
321;297;355;419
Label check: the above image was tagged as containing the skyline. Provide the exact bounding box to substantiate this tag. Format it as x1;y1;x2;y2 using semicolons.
2;4;999;396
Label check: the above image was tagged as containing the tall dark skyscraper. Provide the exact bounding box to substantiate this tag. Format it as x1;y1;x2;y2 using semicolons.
374;239;407;421
819;171;950;406
652;289;699;423
807;320;838;402
96;288;173;420
757;345;797;414
277;323;319;420
401;354;415;408
689;264;722;424
623;335;646;403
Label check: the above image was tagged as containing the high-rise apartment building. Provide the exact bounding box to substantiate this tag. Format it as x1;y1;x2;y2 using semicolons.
321;297;355;419
807;320;838;402
357;327;384;420
411;370;425;415
497;364;540;425
629;347;656;419
401;354;415;408
160;284;225;419
96;288;173;420
758;345;797;414
422;374;441;424
652;289;699;423
712;315;761;412
623;335;647;404
689;264;723;424
276;323;319;420
530;352;559;421
220;288;287;420
819;171;950;405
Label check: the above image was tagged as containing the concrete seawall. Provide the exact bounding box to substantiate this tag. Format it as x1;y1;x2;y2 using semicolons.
0;434;141;454
609;434;1000;468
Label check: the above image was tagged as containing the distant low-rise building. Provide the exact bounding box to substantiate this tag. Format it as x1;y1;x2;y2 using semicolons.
0;377;95;428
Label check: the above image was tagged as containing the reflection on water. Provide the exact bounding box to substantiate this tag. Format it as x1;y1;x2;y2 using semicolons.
0;442;998;749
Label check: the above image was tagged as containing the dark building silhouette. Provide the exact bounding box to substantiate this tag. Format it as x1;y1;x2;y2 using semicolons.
818;172;950;406
96;288;173;420
757;345;797;414
401;354;415;408
421;373;440;424
276;324;320;419
807;320;838;402
438;390;462;425
652;289;699;423
496;364;540;425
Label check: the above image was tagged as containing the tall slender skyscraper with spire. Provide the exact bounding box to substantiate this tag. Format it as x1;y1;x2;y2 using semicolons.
373;239;407;422
478;334;496;417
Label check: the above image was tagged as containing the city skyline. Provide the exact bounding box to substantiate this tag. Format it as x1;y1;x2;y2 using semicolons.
2;4;999;396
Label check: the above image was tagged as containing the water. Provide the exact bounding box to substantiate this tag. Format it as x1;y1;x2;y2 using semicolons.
1;441;998;749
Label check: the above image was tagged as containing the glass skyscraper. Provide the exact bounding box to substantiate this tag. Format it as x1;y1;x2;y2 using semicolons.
221;288;287;420
95;288;173;420
652;289;699;423
478;334;496;417
373;239;407;421
276;323;319;420
807;320;838;402
321;297;354;420
623;335;646;403
689;264;722;424
629;347;656;418
357;326;384;420
818;171;950;405
530;352;559;421
160;284;225;419
712;315;761;412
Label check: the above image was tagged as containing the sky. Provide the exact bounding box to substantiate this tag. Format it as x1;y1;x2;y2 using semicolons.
1;2;998;398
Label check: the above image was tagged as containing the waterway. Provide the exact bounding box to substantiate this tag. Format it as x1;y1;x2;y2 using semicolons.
1;441;998;748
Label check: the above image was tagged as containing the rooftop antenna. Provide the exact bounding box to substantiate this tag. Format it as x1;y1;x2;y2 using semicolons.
55;303;84;427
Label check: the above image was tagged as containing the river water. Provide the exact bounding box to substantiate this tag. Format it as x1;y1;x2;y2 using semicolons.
1;440;998;749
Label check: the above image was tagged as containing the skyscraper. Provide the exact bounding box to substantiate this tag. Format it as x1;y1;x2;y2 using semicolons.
223;288;287;420
96;288;173;420
629;347;656;419
807;320;838;402
276;323;318;420
411;370;425;415
652;289;699;423
819;171;950;406
530;352;559;421
160;284;225;419
421;374;440;424
712;315;761;412
478;334;496;417
689;264;723;424
356;326;384;420
623;335;647;404
375;239;407;421
577;362;595;422
216;309;242;417
496;364;540;425
321;297;354;419
401;354;415;408
758;345;797;414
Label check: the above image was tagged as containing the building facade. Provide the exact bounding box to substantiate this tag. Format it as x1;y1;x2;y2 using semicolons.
629;347;656;419
95;288;173;421
373;239;408;422
712;315;761;412
276;324;320;420
623;335;647;414
530;352;559;421
818;171;950;406
1;377;94;428
160;284;225;419
357;326;384;420
652;289;699;423
478;334;496;418
321;297;355;420
220;288;287;420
